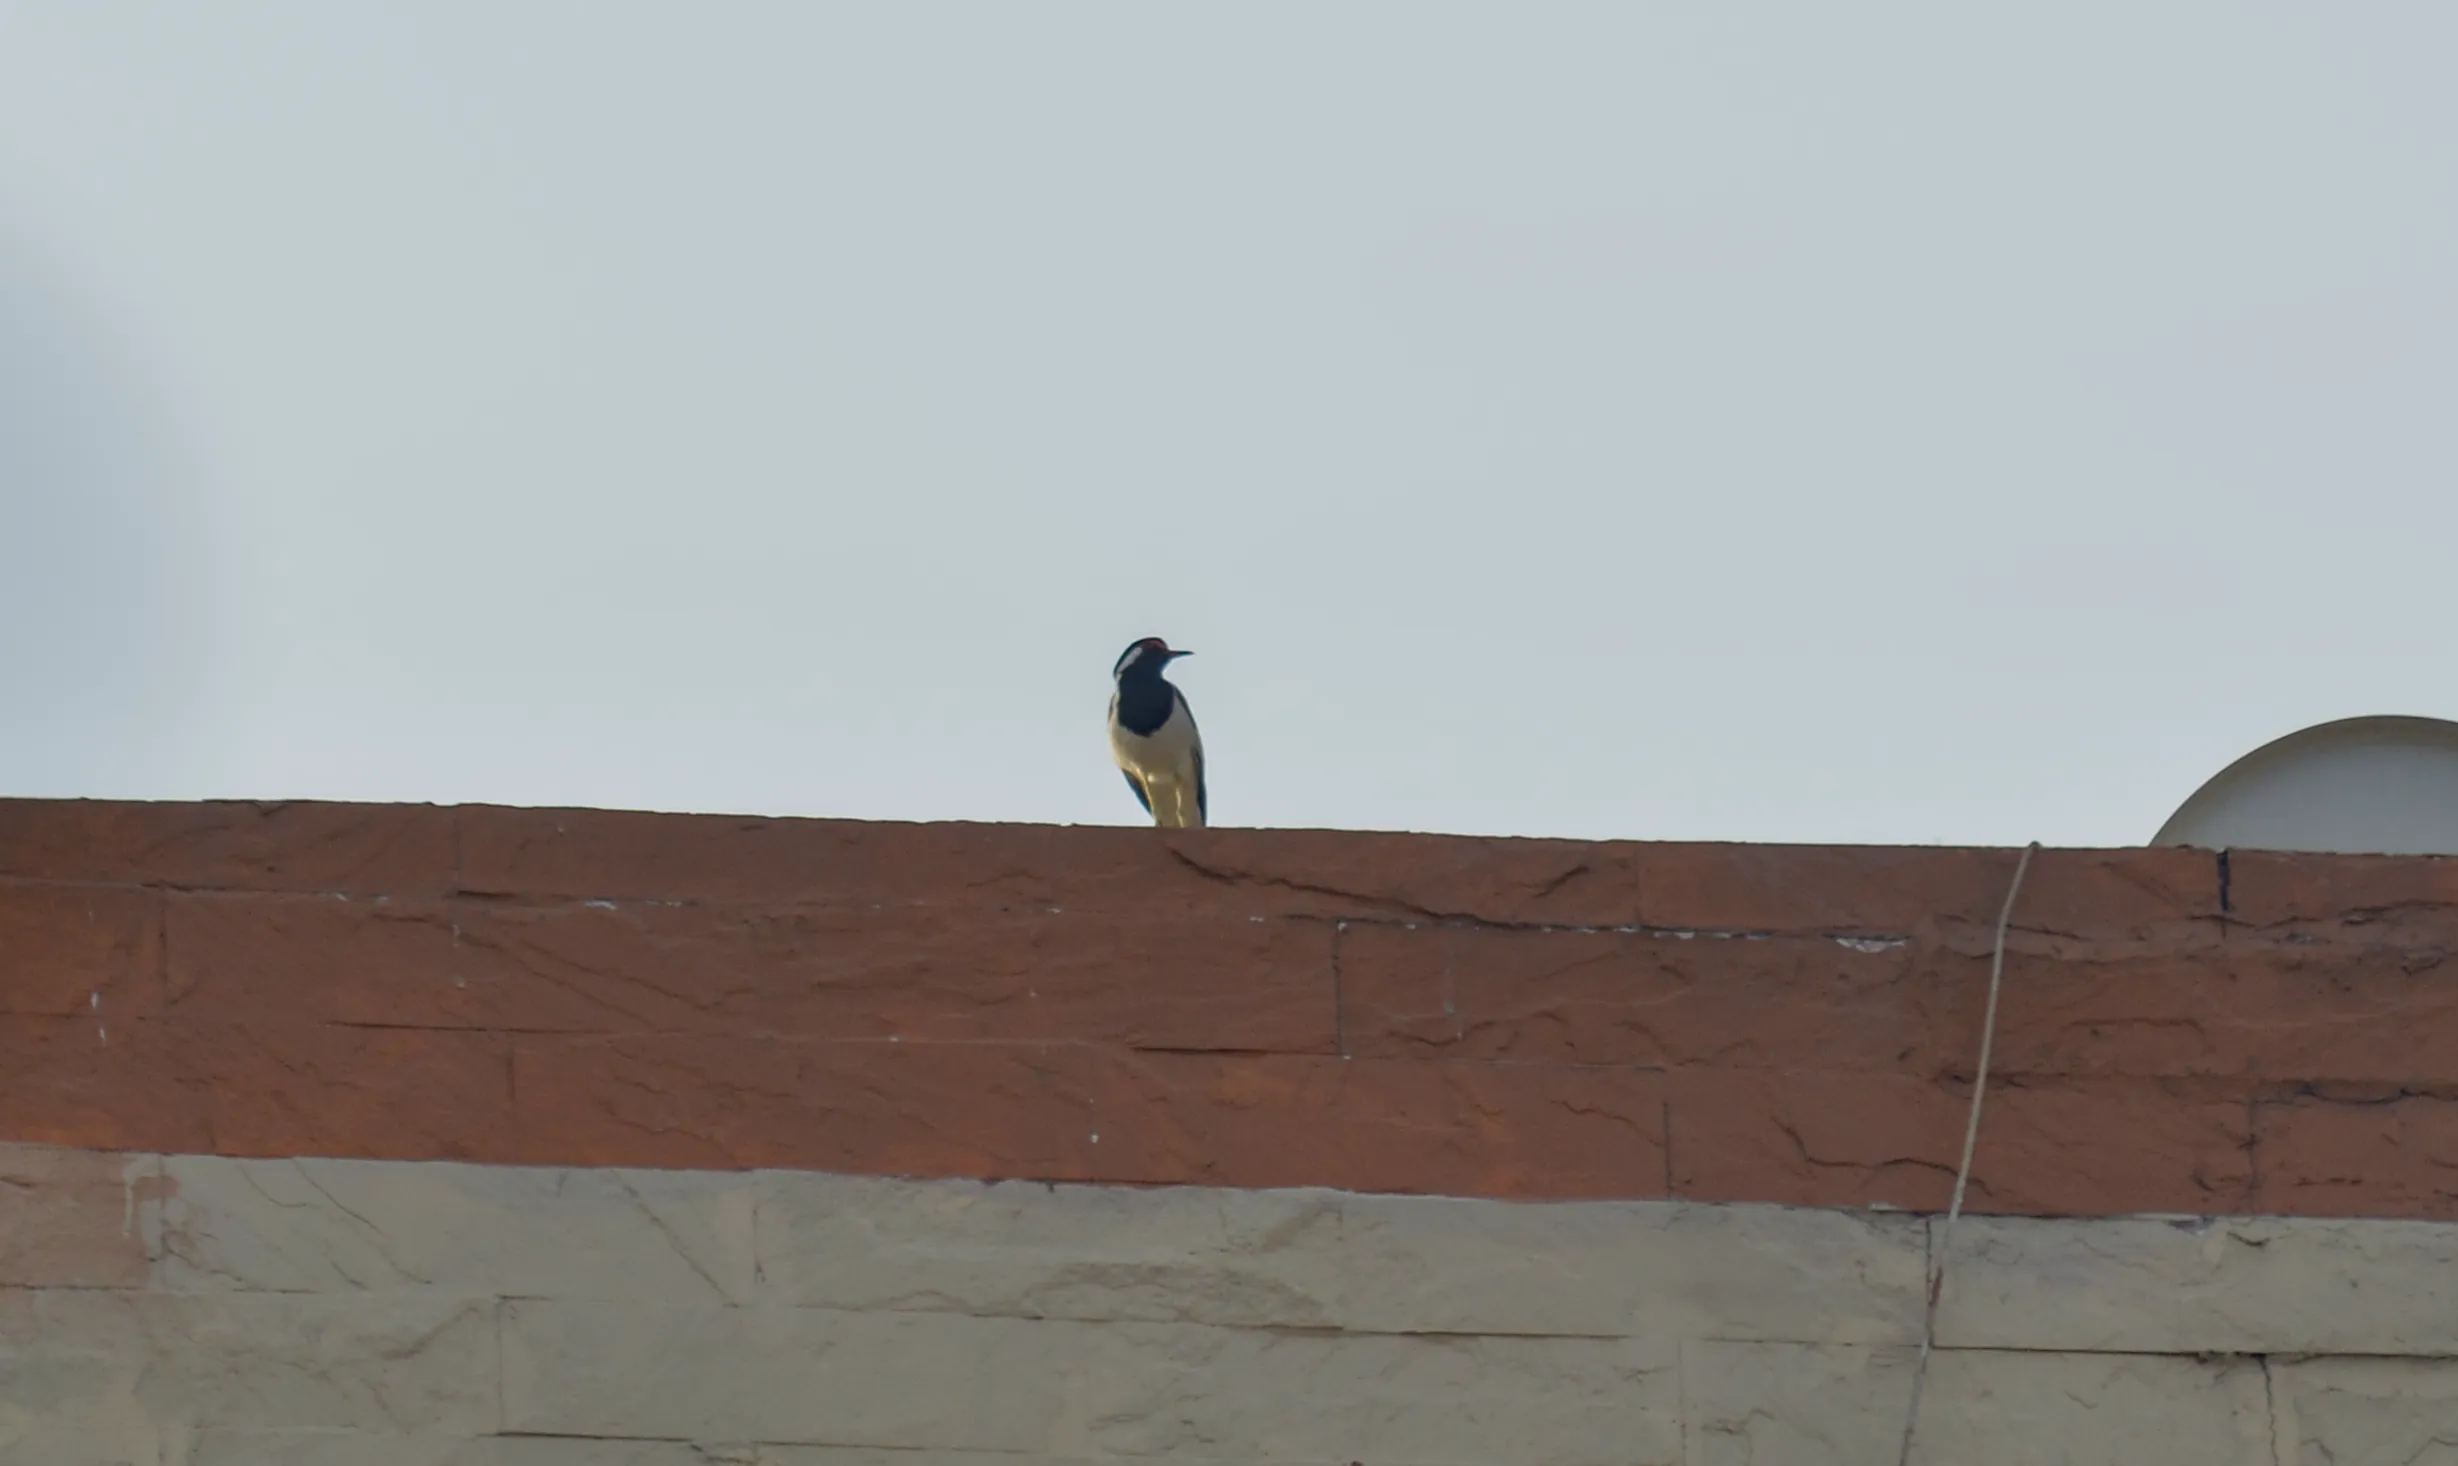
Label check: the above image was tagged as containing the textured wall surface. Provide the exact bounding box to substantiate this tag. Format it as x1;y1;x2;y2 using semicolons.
11;799;2458;1463
7;1141;2458;1464
8;799;2458;1217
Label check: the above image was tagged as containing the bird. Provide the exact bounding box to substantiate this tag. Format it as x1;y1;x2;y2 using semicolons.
1109;636;1206;828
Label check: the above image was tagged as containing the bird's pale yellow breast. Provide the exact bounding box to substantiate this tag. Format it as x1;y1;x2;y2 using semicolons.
1110;694;1201;783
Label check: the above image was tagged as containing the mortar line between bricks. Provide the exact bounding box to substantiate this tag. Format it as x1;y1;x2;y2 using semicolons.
2259;1354;2283;1466
1661;1089;1674;1197
1673;1334;1695;1462
153;883;171;1012
494;1296;509;1433
1325;911;1925;942
0;874;172;894
1332;918;1350;1059
486;1433;700;1446
1690;1337;2458;1364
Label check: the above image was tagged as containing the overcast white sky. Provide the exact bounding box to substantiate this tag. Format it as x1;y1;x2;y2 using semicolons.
4;3;2454;846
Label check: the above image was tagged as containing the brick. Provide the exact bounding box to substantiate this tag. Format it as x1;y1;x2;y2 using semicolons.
154;1153;757;1302
1167;838;2208;938
512;1039;1665;1199
1685;1340;2270;1466
1632;843;2219;941
164;893;1336;1051
0;1287;499;1434
1338;923;1935;1070
456;810;1616;924
0;1416;175;1466
457;805;1197;910
2223;847;2458;930
2274;1357;2458;1466
1668;1069;2252;1215
457;811;2216;937
456;899;1334;1050
1937;1212;2458;1355
1125;836;2213;937
0;1014;213;1155
1154;827;1647;927
755;1173;1922;1342
500;1299;1680;1460
458;806;1676;925
2254;1092;2458;1220
1970;941;2458;1085
1973;1081;2253;1216
164;893;496;1025
1091;1051;1667;1199
0;799;454;895
0;1015;522;1163
1980;844;2223;940
509;1034;1096;1174
194;1022;515;1162
0;880;162;1018
0;1143;154;1288
1669;1070;1959;1211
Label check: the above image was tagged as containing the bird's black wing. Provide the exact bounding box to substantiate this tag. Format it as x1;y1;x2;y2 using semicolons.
1184;692;1208;821
1121;770;1153;815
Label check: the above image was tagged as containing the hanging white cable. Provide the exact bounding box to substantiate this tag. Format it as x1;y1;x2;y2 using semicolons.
1894;839;2039;1466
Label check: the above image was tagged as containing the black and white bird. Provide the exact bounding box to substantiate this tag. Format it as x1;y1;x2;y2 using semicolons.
1108;636;1206;828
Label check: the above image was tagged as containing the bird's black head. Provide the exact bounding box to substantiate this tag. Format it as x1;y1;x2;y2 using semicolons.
1113;636;1191;682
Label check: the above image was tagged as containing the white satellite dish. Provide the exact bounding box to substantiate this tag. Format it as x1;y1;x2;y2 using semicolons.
2153;715;2458;855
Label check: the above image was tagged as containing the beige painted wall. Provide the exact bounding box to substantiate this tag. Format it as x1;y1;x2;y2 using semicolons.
5;1142;2455;1465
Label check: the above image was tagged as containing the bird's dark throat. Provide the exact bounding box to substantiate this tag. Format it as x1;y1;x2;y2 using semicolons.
1114;678;1179;737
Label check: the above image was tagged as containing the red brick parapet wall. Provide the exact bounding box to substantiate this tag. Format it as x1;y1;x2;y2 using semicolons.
4;799;2457;1220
